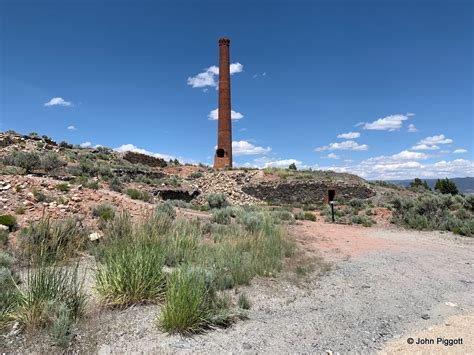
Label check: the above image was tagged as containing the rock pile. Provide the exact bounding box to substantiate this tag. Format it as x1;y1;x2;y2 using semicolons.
190;171;264;206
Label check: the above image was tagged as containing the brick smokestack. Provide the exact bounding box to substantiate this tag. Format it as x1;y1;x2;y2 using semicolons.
214;37;232;169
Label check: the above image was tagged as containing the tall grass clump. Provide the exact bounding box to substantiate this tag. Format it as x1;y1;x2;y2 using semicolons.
14;258;86;346
211;207;233;225
95;236;166;306
0;252;21;331
159;266;231;334
18;217;88;262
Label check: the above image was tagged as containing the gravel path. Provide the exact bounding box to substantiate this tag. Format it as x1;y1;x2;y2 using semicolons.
9;224;474;353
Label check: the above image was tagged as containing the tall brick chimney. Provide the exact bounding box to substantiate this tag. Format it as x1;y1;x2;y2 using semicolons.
214;37;232;169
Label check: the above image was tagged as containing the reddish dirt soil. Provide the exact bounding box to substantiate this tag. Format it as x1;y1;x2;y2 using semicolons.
288;220;408;261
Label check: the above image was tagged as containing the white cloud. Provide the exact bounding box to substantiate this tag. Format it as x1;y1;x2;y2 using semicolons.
418;134;453;146
362;114;409;131
208;108;244;120
231;141;271;156
391;150;428;160
326;153;340;159
453;148;467;154
406;112;415;117
44;97;73;107
67;125;76;131
411;144;440;151
80;141;91;148
253;157;302;168
315;140;368;151
407;124;418;133
114;143;175;161
337;131;360;139
187;62;243;89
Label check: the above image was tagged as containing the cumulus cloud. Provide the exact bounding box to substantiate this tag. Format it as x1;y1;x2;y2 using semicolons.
231;140;271;156
114;143;176;161
418;134;453;145
390;150;428;160
411;134;453;151
407;124;418;133
337;132;360;139
80;141;91;148
67;125;76;131
362;114;409;131
208;108;244;120
253;157;302;168
326;153;340;159
44;97;73;107
453;148;467;154
411;144;440;151
315;140;368;151
187;62;243;89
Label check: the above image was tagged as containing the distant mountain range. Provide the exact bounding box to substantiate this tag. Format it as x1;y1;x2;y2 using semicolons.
384;177;474;194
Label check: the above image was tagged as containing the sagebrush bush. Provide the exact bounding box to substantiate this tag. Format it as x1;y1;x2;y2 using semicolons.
18;217;88;262
125;188;152;202
207;193;228;209
56;182;70;192
351;215;375;227
155;202;176;219
238;293;251;310
391;193;473;236
0;214;17;231
3;151;40;173
211;208;232;225
40;152;65;172
92;204;116;222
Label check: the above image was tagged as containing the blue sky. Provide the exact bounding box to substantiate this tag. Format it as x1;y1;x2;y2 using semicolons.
1;0;472;179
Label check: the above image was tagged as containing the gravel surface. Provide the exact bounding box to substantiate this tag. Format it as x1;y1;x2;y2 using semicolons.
5;225;474;353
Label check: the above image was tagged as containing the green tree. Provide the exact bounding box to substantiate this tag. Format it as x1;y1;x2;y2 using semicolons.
434;178;459;195
409;178;430;190
288;163;297;171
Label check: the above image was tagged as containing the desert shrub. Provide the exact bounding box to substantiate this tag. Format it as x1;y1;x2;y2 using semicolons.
237;210;264;233
3;151;40;173
40;152;64;172
348;198;365;209
0;165;26;175
84;180;99;190
238;293;251;310
207;193;228;209
351;215;375;227
270;209;294;222
14;259;86;342
391;193;473;236
167;199;193;209
0;214;17;232
32;187;50;202
18;217;88;262
92;204;116;222
155;202;176;219
0;229;9;246
125;188;152;202
95;236;166;306
296;211;316;221
56;182;70;192
158;266;231;334
464;195;474;212
189;171;204;179
59;141;73;149
15;206;26;215
211;208;232;225
108;176;123;192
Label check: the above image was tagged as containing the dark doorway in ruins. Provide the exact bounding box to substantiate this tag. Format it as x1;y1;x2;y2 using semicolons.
216;148;225;158
327;189;336;203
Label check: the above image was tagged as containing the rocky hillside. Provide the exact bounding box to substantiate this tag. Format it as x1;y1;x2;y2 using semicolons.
0;131;377;229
